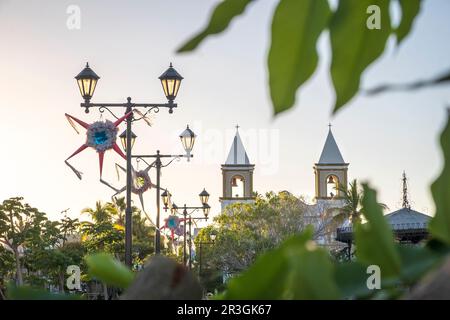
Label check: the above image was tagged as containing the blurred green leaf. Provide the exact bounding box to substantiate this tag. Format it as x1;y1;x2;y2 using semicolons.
397;245;445;284
223;226;340;299
335;261;374;299
330;0;391;112
85;253;134;289
268;0;330;115
396;0;421;46
7;283;81;300
429;112;450;245
355;184;401;277
177;0;254;53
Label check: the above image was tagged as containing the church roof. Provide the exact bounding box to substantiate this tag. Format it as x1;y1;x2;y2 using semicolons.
384;207;431;231
318;127;346;164
225;128;251;165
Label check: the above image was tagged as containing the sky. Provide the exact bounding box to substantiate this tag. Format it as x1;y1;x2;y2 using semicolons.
0;0;449;225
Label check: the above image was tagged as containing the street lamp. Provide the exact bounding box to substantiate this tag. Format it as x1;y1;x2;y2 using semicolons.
74;62;183;268
159;63;184;103
161;189;171;209
75;62;100;105
132;126;196;255
203;204;211;219
168;190;210;269
119;130;137;151
199;188;210;205
179;125;196;161
171;203;178;214
198;230;217;279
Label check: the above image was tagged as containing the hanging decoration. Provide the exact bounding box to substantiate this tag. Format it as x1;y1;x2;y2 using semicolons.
65;112;132;179
161;215;180;241
100;162;157;215
160;214;198;243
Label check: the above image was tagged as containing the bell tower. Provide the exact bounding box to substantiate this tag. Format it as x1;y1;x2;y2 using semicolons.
314;125;349;201
220;126;255;210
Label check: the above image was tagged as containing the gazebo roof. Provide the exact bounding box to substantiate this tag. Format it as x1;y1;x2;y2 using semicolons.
336;207;431;243
336;173;431;244
384;207;430;231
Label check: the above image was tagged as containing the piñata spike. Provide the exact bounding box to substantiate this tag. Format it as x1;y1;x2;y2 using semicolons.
99;151;105;177
115;163;126;180
100;178;120;193
65;160;83;180
66;144;88;161
65;114;90;131
113;111;133;127
113;143;126;160
139;193;145;212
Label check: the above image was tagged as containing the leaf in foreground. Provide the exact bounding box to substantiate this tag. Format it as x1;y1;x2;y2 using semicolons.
268;0;331;115
223;226;340;299
85;253;134;289
330;0;391;112
335;261;374;299
429;111;450;245
355;184;401;277
396;0;422;46
177;0;254;53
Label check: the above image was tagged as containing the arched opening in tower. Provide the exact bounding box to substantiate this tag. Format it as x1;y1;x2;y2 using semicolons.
326;175;339;198
231;175;245;198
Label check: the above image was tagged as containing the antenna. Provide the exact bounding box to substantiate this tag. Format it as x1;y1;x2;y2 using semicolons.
402;171;411;210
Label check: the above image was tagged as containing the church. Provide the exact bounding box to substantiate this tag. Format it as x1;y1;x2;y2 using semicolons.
217;125;431;250
219;125;349;212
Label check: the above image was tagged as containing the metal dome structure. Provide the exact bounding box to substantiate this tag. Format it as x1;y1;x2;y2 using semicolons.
336;172;431;247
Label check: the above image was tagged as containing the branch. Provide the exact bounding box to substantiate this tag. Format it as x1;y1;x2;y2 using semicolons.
365;69;450;96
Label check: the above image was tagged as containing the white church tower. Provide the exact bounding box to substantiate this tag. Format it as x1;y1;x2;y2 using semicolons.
220;126;256;210
314;125;349;205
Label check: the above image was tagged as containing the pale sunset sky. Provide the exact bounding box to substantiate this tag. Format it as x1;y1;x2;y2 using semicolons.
0;0;449;224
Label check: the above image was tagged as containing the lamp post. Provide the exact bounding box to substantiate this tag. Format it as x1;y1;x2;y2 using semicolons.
198;231;216;278
133;125;197;255
163;189;210;268
74;62;183;268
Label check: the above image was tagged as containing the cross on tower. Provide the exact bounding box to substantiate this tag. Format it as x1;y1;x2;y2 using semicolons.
236;124;240;131
328;123;332;130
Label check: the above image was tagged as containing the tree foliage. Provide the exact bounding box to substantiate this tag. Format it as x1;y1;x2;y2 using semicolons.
0;196;157;298
195;192;336;274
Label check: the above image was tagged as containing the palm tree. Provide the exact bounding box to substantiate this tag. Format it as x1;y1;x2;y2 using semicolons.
333;179;388;226
333;179;363;225
81;201;116;224
332;179;388;261
111;197;126;226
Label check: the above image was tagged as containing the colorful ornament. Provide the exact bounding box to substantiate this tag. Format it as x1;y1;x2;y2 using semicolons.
64;112;132;179
100;162;156;214
161;215;182;241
